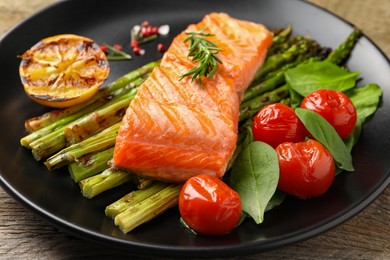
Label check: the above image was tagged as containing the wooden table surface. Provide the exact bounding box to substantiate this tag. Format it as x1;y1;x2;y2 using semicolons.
0;0;389;259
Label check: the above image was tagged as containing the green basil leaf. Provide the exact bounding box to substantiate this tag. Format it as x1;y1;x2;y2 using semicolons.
288;86;302;108
285;61;360;97
227;127;254;171
230;141;279;224
343;118;362;152
265;190;286;212
240;127;254;151
341;83;382;154
335;119;362;175
346;83;383;124
235;211;248;227
295;108;354;171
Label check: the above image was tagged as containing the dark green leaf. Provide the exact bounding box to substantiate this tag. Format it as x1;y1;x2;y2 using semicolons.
240;128;254;151
265;190;286;212
226;127;253;171
179;217;198;236
343;118;362;152
235;211;248;227
336;119;362;175
346;84;383;124
285;61;360;97
287;85;302;108
341;83;382;156
295;108;354;171
230;141;279;224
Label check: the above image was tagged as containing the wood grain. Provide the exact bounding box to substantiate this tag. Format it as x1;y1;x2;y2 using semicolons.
0;0;389;259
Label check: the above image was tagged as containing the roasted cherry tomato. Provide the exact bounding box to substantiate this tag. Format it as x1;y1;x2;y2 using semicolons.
276;139;335;199
300;89;357;139
179;174;242;235
252;103;308;148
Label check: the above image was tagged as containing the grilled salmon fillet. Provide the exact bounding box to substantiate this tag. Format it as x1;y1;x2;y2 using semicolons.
112;13;273;182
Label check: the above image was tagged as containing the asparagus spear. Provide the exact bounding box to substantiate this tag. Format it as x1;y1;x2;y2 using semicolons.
268;36;309;59
267;25;293;56
105;182;169;219
80;168;139;199
29;78;143;160
250;36;326;90
137;178;154;190
24;60;160;132
30;127;67;161
243;71;286;103
24;99;104;133
243;55;324;103
104;60;159;92
69;150;153;187
325;28;363;65
279;98;291;106
239;85;289;122
250;44;299;86
69;147;115;183
272;24;293;44
114;184;181;233
64;85;139;144
44;123;120;170
21;100;106;149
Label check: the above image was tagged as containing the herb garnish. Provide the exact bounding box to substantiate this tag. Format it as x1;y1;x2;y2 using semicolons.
180;29;222;86
103;43;132;61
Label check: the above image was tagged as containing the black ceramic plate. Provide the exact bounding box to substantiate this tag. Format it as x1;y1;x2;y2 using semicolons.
0;0;389;257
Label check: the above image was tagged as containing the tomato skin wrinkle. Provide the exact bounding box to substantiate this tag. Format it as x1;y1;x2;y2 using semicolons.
181;177;217;202
300;89;357;139
252;103;308;148
179;174;242;236
276;139;335;199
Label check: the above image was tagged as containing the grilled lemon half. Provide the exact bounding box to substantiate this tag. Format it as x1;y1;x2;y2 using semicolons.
19;34;109;108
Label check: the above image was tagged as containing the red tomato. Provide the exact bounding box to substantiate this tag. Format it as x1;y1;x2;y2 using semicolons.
252;103;308;148
179;174;242;235
300;89;357;139
276;139;335;199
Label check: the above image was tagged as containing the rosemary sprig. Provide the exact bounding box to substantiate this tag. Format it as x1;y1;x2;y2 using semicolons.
180;29;222;86
103;44;132;61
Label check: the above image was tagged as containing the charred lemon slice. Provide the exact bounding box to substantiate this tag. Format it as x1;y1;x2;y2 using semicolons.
19;34;109;108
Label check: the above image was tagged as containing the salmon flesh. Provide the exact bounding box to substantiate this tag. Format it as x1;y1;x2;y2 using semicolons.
112;13;273;182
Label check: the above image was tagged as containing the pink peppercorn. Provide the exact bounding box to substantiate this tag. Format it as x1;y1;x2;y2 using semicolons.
100;45;108;52
151;26;159;35
130;40;139;48
157;43;166;52
113;44;122;50
133;47;142;55
146;26;152;36
141;27;149;37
